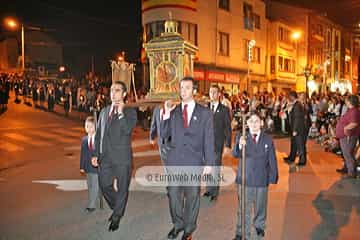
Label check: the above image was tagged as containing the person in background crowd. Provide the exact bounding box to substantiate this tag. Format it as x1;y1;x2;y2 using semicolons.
284;91;307;167
335;95;360;178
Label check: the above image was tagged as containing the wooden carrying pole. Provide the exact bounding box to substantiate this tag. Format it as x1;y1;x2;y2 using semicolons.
241;113;247;240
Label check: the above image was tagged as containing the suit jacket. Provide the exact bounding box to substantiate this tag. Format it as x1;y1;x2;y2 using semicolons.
160;103;216;166
208;102;232;153
289;101;306;134
93;105;137;166
232;131;278;187
149;106;168;144
80;136;97;173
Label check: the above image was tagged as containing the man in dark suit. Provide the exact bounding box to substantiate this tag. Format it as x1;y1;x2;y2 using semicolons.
161;77;215;240
232;112;278;240
91;81;137;232
284;91;307;167
203;84;232;201
149;105;171;162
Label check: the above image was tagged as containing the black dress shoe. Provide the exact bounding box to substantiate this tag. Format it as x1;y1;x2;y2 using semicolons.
108;216;120;232
210;195;218;202
167;227;183;239
336;167;347;174
181;232;192;240
256;228;265;237
108;213;114;222
296;162;306;167
284;157;294;164
85;208;95;213
233;235;242;240
203;191;211;197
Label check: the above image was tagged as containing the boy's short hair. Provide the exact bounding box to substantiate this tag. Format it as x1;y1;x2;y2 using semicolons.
85;116;96;125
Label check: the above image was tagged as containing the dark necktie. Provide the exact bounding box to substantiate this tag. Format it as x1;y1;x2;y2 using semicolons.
108;107;116;122
89;137;93;150
182;104;188;128
252;134;257;144
211;104;214;113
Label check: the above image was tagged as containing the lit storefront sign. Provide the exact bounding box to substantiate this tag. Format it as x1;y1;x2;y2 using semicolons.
194;69;240;84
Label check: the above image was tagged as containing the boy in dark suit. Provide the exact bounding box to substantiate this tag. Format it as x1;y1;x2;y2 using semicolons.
80;116;98;213
232;112;278;240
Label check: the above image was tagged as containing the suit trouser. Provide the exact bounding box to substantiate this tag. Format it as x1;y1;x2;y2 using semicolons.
86;173;99;209
340;136;358;176
206;150;222;196
236;186;268;239
288;134;307;164
98;163;132;218
167;185;200;234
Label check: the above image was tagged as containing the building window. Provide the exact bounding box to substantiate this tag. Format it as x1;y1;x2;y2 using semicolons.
278;27;291;44
145;20;165;41
278;56;283;71
219;32;230;56
219;0;230;11
145;20;198;46
284;58;290;72
243;3;253;31
278;56;295;73
253;13;260;29
178;22;198;46
253;47;261;63
270;56;275;73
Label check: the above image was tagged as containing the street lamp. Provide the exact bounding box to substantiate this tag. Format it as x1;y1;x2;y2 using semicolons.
304;65;312;97
4;17;25;72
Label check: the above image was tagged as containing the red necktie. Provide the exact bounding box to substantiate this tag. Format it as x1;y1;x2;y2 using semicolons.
252;134;257;144
182;104;188;128
108;107;116;122
89;137;93;150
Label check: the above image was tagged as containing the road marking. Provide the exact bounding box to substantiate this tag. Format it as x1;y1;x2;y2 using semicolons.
3;133;52;147
32;179;167;193
0;142;24;152
33;180;87;191
28;130;77;143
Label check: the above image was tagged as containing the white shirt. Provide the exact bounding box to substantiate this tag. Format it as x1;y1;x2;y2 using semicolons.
239;131;261;149
210;101;219;113
249;130;261;143
109;104;124;118
182;100;196;125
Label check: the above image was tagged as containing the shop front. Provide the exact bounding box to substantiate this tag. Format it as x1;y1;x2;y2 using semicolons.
194;68;242;95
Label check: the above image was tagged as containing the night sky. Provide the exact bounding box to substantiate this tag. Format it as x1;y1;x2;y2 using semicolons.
0;0;358;78
0;0;142;77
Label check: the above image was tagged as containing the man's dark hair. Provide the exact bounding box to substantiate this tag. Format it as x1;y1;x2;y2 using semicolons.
113;81;127;92
288;91;298;99
181;76;198;90
347;94;359;107
210;84;220;91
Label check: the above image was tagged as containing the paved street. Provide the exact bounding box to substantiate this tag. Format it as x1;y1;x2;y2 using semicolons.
0;97;360;240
